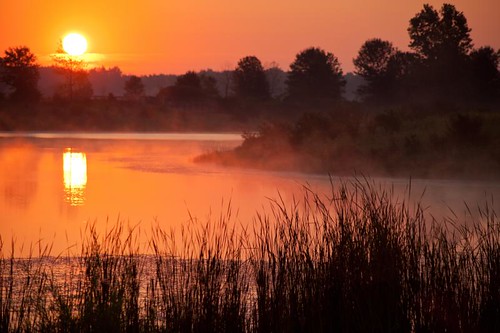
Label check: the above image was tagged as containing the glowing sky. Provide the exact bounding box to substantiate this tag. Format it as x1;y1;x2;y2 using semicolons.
1;0;498;75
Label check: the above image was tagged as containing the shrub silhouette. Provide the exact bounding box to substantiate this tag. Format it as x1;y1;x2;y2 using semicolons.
374;110;401;134
448;113;486;146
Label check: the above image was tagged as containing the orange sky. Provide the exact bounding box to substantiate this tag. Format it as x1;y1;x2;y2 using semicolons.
1;0;499;75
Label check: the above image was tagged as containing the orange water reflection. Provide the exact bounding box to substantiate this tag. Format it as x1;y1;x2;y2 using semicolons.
0;134;499;258
63;149;87;206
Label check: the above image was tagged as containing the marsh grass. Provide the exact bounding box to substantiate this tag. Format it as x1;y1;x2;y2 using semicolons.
0;179;499;332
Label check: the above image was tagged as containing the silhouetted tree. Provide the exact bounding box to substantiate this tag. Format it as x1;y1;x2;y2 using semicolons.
286;47;345;104
199;73;220;99
265;62;286;99
385;51;421;102
408;4;472;61
233;56;270;100
174;71;203;102
408;3;472;101
52;65;93;101
0;46;40;102
124;75;144;101
353;39;398;102
176;71;201;88
157;71;218;107
469;46;500;103
354;39;397;79
52;42;92;101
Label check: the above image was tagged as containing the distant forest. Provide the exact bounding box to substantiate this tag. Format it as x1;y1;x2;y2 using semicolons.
29;64;363;102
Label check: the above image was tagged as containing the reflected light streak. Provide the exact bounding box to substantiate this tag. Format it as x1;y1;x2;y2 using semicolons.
63;149;87;206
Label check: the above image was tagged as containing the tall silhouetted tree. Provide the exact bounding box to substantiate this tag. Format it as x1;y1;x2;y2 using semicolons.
408;4;472;61
233;56;270;100
353;39;398;102
469;46;500;103
0;46;40;102
286;47;345;104
124;75;145;101
386;51;420;102
52;42;92;101
408;3;472;101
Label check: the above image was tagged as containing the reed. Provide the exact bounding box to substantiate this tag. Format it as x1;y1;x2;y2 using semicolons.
0;179;498;332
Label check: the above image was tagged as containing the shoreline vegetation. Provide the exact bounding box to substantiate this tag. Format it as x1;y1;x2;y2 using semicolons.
194;106;500;181
1;180;499;332
1;100;500;181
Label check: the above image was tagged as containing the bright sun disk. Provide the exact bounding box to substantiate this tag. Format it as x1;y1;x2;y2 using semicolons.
62;33;87;56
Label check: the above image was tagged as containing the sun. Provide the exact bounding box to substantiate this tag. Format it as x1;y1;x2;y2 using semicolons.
62;33;88;56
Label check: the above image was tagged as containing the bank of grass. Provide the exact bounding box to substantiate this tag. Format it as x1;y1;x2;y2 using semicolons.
195;107;500;180
1;180;499;332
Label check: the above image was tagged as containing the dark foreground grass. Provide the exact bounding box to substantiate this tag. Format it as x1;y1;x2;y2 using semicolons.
0;180;499;332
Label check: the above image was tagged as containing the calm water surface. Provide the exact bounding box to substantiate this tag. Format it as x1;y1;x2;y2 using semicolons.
1;132;499;256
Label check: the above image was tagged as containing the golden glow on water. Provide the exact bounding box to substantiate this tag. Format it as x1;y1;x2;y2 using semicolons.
63;149;87;206
0;135;498;257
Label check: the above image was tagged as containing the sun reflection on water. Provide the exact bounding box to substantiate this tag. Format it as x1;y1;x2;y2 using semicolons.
63;149;87;206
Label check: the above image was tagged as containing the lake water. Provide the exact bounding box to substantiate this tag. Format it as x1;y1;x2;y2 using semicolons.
1;132;499;256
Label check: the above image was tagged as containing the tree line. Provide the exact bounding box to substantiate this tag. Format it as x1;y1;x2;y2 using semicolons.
353;3;499;105
0;3;498;109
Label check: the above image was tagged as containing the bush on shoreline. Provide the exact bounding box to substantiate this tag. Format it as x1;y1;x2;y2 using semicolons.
1;180;499;332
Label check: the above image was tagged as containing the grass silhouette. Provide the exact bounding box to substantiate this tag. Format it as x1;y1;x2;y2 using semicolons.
0;179;498;332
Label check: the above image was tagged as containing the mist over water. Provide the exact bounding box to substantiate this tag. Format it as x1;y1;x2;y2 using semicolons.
1;133;499;256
